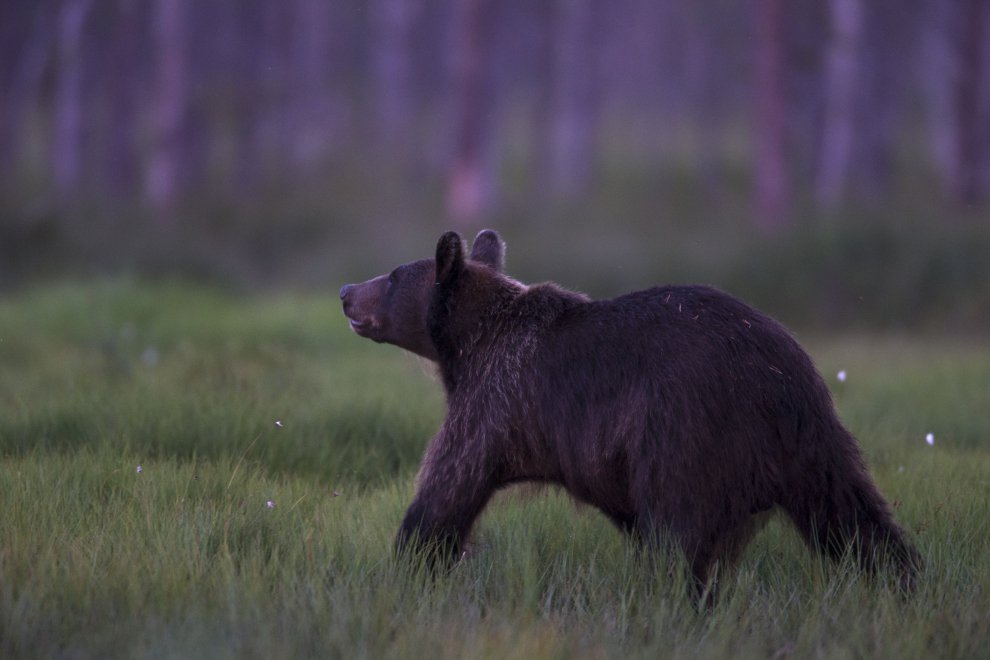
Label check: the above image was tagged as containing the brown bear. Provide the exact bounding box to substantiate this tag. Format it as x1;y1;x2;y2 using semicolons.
340;230;921;596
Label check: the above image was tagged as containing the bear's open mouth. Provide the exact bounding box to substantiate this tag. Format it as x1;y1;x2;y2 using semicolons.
347;317;372;334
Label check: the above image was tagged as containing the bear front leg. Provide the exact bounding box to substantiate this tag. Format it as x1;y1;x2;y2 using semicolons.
395;497;464;570
394;437;499;571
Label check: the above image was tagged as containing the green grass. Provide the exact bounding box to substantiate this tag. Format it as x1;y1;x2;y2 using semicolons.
1;281;988;659
7;152;990;333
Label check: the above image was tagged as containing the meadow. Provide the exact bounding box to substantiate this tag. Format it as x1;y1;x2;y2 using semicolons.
1;280;988;659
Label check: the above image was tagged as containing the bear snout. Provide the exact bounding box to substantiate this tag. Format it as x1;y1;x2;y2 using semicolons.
340;286;378;336
339;284;365;330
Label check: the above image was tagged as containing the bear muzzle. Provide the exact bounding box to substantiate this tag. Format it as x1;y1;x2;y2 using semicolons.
340;286;381;337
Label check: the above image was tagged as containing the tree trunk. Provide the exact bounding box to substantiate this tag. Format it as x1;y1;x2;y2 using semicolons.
683;1;724;200
815;0;864;208
106;0;139;197
543;0;603;200
954;0;986;206
53;0;93;202
251;2;292;187
754;0;790;231
372;0;418;154
145;0;188;218
446;0;496;229
922;0;957;194
224;5;262;194
0;5;52;181
849;0;912;203
290;0;339;170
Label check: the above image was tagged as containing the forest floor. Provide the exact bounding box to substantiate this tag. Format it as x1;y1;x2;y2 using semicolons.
1;281;987;659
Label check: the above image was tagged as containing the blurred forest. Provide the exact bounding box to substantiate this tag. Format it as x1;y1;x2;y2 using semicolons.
1;0;988;328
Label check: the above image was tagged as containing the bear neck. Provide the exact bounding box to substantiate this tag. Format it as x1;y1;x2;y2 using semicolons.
428;270;524;394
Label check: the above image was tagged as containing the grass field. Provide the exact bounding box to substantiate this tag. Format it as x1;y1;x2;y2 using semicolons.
1;280;988;659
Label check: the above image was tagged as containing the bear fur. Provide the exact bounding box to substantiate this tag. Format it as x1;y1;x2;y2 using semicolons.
340;230;921;595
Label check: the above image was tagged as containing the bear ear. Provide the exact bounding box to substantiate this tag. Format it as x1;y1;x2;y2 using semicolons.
435;231;466;286
469;229;505;272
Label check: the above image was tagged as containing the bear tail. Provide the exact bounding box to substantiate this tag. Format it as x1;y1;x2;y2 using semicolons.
781;425;923;592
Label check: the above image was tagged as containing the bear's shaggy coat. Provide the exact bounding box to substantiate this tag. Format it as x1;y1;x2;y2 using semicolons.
341;230;920;594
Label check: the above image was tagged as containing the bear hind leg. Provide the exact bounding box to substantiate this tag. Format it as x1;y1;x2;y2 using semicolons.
779;454;922;590
636;508;758;606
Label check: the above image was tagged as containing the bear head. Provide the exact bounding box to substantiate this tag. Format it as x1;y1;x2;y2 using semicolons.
340;229;506;361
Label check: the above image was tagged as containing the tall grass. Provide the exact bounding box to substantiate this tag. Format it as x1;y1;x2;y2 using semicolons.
1;281;988;658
